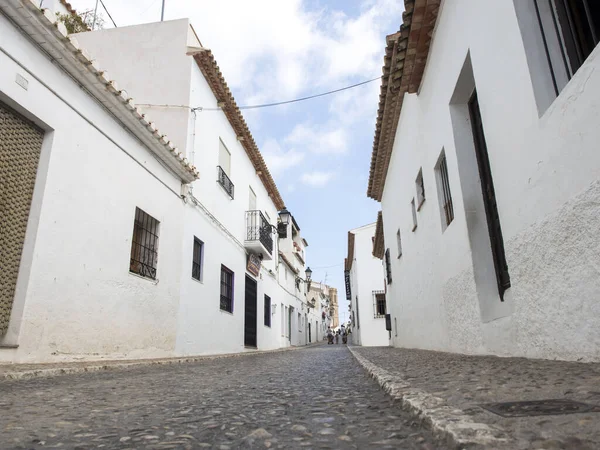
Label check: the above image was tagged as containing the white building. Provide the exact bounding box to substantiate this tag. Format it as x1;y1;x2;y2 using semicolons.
308;281;336;339
0;0;314;363
345;223;389;347
367;0;600;362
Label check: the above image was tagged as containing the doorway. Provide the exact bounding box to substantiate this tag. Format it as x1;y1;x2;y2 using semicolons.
308;322;311;343
244;275;257;347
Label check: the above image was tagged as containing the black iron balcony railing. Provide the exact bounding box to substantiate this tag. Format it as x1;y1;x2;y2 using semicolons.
217;166;234;199
246;210;273;255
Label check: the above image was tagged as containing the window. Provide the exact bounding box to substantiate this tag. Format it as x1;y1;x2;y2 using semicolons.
435;150;454;229
355;296;360;329
192;237;204;281
220;265;234;313
264;295;271;327
396;229;402;259
394;317;398;337
217;139;234;198
298;313;302;331
280;303;285;336
373;291;386;318
411;198;418;232
129;207;159;280
219;138;231;175
533;0;600;97
249;186;257;211
416;168;425;210
384;248;392;284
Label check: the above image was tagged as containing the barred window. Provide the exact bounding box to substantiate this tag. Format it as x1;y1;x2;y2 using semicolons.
373;291;386;318
435;151;454;229
385;248;392;284
220;265;234;313
192;237;204;281
416;168;425;210
264;294;271;327
411;198;418;232
129;208;159;280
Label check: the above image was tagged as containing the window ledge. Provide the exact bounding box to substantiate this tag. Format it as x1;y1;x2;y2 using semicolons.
191;277;204;285
219;309;234;316
417;198;425;211
412;224;417;232
129;271;158;283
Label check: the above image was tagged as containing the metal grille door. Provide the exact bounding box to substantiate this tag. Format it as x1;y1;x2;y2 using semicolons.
0;102;44;335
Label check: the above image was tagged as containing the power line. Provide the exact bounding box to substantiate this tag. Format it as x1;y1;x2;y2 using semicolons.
195;75;382;111
310;263;344;270
99;0;117;27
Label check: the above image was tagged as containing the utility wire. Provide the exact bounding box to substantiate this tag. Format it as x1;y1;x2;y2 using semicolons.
196;75;382;111
99;0;118;27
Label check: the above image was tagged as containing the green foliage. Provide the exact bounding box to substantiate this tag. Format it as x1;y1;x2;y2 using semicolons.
55;9;104;34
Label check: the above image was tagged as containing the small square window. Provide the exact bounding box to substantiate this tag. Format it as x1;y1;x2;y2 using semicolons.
192;237;204;281
416;168;425;210
411;198;418;232
129;207;159;280
220;265;234;313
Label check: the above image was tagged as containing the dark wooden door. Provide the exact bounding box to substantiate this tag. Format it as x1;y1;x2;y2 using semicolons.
308;323;311;343
469;90;511;300
244;275;257;347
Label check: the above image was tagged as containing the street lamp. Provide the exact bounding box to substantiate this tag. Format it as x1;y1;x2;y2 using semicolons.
278;208;291;238
305;267;312;282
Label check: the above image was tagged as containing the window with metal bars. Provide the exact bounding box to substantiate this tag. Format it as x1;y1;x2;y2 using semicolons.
373;291;386;318
416;168;425;210
384;248;392;284
436;151;454;229
129;208;159;280
411;198;418;232
264;294;271;327
192;237;204;281
220;265;234;313
534;0;600;95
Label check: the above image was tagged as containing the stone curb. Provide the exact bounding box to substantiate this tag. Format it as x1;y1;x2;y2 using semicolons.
0;342;324;382
347;346;512;450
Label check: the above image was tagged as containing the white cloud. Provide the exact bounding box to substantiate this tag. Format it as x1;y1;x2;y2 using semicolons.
261;138;305;176
301;171;336;187
286;124;348;155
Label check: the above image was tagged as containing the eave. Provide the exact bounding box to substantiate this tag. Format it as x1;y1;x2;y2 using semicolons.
367;0;441;201
373;211;385;259
2;0;199;183
346;232;356;271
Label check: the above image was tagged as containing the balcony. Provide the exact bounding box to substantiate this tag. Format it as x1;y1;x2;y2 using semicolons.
217;166;234;199
245;210;273;260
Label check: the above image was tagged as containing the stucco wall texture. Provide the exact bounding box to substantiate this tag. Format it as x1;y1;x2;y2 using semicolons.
380;0;600;362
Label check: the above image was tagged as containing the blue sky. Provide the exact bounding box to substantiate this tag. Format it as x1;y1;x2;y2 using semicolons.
68;0;404;321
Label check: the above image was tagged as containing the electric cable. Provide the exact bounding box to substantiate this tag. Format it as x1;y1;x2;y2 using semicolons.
99;0;118;27
197;75;382;111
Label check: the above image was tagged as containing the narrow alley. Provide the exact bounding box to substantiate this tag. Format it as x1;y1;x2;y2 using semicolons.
0;345;438;449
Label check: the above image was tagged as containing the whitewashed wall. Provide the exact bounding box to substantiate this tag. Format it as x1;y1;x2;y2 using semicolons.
348;224;388;347
0;13;185;363
381;0;600;362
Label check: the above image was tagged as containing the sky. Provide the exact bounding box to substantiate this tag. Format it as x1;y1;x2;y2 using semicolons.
66;0;404;323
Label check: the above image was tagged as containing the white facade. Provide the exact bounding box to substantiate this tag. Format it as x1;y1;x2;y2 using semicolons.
0;3;315;363
346;224;389;347
375;0;600;362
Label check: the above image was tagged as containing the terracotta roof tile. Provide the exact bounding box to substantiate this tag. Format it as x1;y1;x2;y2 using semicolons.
373;211;385;259
367;0;441;201
193;52;285;210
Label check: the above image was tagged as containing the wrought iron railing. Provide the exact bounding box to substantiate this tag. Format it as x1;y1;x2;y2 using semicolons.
245;210;273;255
217;166;234;199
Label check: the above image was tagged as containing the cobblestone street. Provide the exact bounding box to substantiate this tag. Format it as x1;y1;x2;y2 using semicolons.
0;344;441;449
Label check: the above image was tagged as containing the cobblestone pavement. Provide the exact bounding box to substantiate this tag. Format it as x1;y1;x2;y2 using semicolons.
0;344;443;449
351;346;600;450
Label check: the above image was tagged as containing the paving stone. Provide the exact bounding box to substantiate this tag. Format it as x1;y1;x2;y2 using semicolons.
351;346;600;450
0;345;439;449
